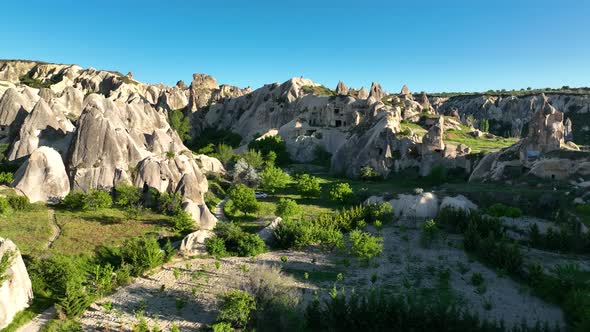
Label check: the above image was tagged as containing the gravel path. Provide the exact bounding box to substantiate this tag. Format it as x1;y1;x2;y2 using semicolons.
15;307;57;332
213;197;229;222
46;209;60;249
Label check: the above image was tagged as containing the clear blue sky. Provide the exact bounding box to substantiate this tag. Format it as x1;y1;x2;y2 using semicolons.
2;0;589;93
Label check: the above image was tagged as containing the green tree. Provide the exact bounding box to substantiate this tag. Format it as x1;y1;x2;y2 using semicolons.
248;136;291;166
157;192;183;215
217;290;256;329
0;197;10;215
295;174;321;197
169;109;191;141
260;165;290;193
478;119;490;132
349;230;383;261
275;198;302;221
214;144;235;165
329;183;354;202
0;250;15;285
242;149;264;169
229;184;260;215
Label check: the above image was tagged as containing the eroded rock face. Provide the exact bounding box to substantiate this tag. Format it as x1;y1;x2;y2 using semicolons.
335;81;349;96
525;95;564;154
422;116;445;153
440;195;478;213
389;192;439;220
0;238;34;330
194;154;226;175
369;82;385;101
13;146;70;203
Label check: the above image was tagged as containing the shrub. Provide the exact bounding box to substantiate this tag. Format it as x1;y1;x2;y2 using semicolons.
119;237;164;276
216;289;256;329
114;184;141;208
60;191;87;210
348;230;383;261
0;197;10;215
237;233;266;257
471;272;484;286
359;166;380;180
229;184;260;215
486;203;522;218
295;174;321;197
172;210;195;234
272;219;315;249
420;219;439;248
0;171;13;185
158;192;183;215
260;165;290;193
274;198;302;221
85;189;112;210
242;149;265;169
7;195;29;210
365;202;394;223
329;183;354;203
0;250;15;284
424;165;447;185
206;236;228;257
312;145;332;167
211;322;233;332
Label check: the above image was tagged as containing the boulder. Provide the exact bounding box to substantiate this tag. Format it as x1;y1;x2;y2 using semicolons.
12;147;70;203
258;217;282;242
194;154;226;175
182;200;217;230
389;192;438;220
179;230;214;256
440;195;478;213
0;238;34;330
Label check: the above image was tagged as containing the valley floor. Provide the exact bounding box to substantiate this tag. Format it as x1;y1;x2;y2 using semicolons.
79;223;568;331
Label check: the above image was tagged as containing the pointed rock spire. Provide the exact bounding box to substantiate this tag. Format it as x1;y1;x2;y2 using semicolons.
369;82;385;100
335;81;349;96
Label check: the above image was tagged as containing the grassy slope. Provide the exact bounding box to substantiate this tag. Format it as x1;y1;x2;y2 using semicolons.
444;129;518;154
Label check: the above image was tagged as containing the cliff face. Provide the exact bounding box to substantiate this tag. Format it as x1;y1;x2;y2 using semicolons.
430;93;590;145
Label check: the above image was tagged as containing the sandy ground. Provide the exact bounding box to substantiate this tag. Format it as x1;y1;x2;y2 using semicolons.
79;223;569;331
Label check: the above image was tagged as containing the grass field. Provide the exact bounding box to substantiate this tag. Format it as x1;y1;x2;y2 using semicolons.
51;208;174;256
444;129;518;153
0;203;52;256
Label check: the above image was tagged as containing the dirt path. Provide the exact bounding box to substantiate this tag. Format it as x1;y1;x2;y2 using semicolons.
15;307;57;332
46;209;60;249
213;197;229;222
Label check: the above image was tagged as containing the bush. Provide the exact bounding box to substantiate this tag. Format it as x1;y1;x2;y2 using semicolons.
420;219;439;248
229;184;260;215
0;171;13;185
172;210;195;234
272;219;315;249
365;202;394;223
214;143;235;165
119;237;164;276
424;165;447;185
348;230;383;261
217;289;256;329
486;203;522;218
211;322;233;332
242;149;265;169
0;250;15;284
275;198;302;221
211;222;266;257
329;183;354;202
60;191;87;210
0;197;10;215
248;136;290;166
114;184;141;209
295;174;321;197
260;165;290;193
85;189;112;210
7;195;29;210
205;236;228;257
359;166;380;180
237;233;266;257
157;192;183;215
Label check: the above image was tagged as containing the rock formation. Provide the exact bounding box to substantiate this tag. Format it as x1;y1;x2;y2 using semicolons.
179;230;214;256
0;238;34;330
369;82;385;101
335;81;349;96
12;146;70;203
421;116;445;153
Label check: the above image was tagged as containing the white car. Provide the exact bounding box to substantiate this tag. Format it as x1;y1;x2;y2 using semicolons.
255;191;268;199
